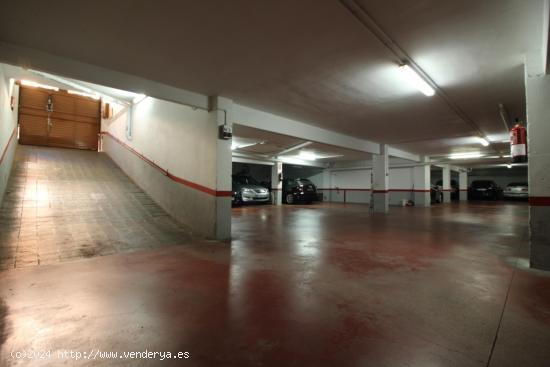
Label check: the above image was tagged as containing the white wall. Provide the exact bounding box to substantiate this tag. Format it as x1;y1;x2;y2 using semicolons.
390;168;414;190
331;169;372;189
319;164;415;205
0;64;19;206
103;98;216;189
307;171;326;188
101;96;222;237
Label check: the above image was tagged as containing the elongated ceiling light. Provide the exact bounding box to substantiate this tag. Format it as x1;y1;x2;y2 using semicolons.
297;151;344;161
477;137;490;146
398;64;435;96
449;152;483;160
299;151;318;161
21;79;59;91
231;142;259;151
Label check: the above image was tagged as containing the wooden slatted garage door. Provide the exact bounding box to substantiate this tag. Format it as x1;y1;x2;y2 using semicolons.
18;85;101;150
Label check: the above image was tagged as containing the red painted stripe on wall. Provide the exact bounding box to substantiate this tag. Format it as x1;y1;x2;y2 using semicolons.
529;197;550;206
0;127;17;166
101;131;229;197
318;188;371;191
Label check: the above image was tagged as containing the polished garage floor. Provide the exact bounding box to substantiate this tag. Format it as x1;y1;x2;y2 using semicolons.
1;146;550;367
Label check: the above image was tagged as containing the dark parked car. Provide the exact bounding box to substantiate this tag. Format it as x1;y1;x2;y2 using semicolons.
436;179;459;200
232;175;270;205
503;182;528;200
468;180;502;200
431;184;443;203
283;178;318;204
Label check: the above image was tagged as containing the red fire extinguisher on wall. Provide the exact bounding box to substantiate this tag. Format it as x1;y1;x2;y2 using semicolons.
510;118;527;163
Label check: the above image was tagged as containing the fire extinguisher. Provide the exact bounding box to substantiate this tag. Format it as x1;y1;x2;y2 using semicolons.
510;118;527;163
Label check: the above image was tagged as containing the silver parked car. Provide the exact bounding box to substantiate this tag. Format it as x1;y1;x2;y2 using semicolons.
232;175;271;205
503;182;528;199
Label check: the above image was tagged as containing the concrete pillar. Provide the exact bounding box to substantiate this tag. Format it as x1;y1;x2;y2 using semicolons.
320;169;331;202
271;161;283;205
413;158;430;207
372;144;389;213
459;171;468;201
525;68;550;270
442;165;451;203
210;96;232;240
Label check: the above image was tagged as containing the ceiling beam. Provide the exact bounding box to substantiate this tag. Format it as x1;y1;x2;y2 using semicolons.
234;104;380;155
232;156;274;166
0;41;209;110
387;146;420;162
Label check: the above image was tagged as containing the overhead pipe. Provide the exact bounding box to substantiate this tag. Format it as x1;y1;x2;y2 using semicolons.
498;103;511;132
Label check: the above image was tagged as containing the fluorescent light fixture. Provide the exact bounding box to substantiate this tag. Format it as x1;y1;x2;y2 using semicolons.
231;142;258;151
506;164;512;169
477;137;490;146
68;90;100;100
21;79;59;91
133;94;147;104
398;64;435;96
298;151;318;161
449;152;483;160
501;154;511;158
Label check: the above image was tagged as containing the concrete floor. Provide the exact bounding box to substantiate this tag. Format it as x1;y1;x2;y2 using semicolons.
1;146;550;367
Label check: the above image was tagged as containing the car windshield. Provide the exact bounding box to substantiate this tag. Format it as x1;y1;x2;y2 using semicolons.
296;179;313;185
471;181;494;188
234;176;260;185
508;182;527;187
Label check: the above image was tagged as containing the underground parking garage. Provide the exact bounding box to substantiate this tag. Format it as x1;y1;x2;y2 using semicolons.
1;1;550;366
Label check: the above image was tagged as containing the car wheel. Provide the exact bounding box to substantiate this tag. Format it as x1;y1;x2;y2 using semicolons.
285;194;294;204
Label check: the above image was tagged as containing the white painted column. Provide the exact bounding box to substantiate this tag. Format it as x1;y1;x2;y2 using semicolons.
372;144;389;213
459;171;468;201
413;158;430;207
442;165;451;203
321;169;331;201
525;67;550;270
211;96;233;240
271;161;283;205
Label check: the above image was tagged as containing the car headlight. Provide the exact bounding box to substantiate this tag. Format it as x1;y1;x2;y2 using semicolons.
242;188;253;193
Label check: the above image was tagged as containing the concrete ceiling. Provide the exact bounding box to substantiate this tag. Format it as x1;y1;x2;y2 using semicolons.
0;0;544;156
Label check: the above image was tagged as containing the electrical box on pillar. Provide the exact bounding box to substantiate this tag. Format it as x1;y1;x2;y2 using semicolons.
510;118;527;163
219;124;232;140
